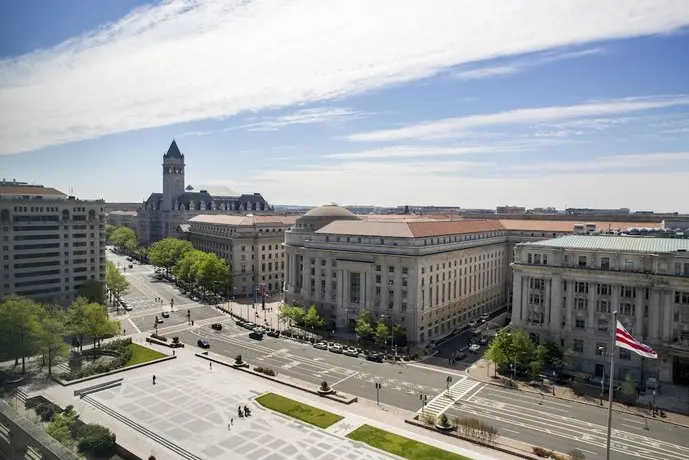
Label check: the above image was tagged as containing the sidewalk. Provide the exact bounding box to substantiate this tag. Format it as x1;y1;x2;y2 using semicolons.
466;359;689;429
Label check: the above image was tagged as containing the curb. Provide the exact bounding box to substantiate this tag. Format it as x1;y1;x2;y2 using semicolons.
194;353;357;405
466;367;689;430
51;355;176;387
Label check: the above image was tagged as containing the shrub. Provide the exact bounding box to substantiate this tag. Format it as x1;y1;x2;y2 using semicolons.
172;336;180;344
532;446;551;457
436;413;452;428
64;340;134;380
457;417;498;444
46;413;75;447
76;423;117;458
148;457;156;460
264;368;277;377
235;354;243;365
320;381;330;392
150;333;168;342
568;448;586;460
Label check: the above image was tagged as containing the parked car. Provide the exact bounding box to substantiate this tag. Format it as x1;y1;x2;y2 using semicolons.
266;330;280;338
468;320;478;328
365;353;384;363
313;341;328;350
242;322;256;330
235;320;245;327
329;344;344;354
479;337;489;346
211;323;223;331
480;313;490;321
249;331;264;340
197;339;211;349
343;347;359;357
161;311;170;318
469;344;481;353
253;326;266;334
455;352;467;360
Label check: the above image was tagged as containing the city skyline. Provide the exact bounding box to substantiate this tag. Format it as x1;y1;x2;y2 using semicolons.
1;1;689;211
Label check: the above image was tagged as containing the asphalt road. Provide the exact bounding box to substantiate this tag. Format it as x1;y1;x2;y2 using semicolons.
113;252;689;457
446;384;689;460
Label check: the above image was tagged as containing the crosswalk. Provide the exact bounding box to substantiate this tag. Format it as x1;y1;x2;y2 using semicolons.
420;377;482;416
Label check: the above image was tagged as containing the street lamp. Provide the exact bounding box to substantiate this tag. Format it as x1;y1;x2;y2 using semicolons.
380;314;395;355
598;346;606;406
445;376;453;398
419;393;428;416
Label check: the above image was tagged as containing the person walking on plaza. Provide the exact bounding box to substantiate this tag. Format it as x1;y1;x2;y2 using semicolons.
152;375;156;385
209;362;212;370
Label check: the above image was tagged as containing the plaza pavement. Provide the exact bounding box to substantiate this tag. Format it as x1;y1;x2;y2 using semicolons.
41;344;518;460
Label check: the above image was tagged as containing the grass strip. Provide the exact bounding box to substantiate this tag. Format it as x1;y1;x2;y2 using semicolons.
347;424;472;460
255;392;343;428
125;343;166;366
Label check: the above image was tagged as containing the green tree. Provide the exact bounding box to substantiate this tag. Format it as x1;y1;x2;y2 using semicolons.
484;329;536;378
620;373;638;398
510;329;536;368
529;361;542;380
36;305;70;377
105;261;129;307
78;279;105;304
484;330;514;376
68;297;90;351
148;238;193;275
194;252;231;297
174;249;205;285
78;302;119;351
302;305;325;332
0;296;42;374
104;224;117;244
109;227;137;253
392;324;406;345
355;310;375;341
536;341;564;369
374;321;390;346
279;304;305;327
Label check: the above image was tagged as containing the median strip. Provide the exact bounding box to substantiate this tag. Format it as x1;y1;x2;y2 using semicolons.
347;424;472;460
255;392;343;429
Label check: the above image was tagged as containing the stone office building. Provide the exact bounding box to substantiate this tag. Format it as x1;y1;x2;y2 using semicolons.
511;235;689;385
136;140;273;244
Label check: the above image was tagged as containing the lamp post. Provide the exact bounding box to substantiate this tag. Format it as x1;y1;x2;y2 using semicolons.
445;376;453;398
599;346;606;406
380;314;395;355
419;393;428;416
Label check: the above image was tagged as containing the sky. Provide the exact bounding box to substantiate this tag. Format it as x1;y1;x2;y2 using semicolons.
1;1;689;211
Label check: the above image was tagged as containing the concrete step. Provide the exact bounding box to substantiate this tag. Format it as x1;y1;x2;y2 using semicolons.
83;396;201;460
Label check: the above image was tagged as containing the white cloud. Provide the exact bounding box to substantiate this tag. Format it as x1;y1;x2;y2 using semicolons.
232;162;689;211
452;47;604;80
347;95;689;142
241;107;365;131
509;151;689;173
2;0;689;155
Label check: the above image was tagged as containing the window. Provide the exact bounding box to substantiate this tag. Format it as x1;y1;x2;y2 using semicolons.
596;299;610;313
527;253;533;264
534;254;541;264
601;257;610;270
619;349;631;361
573;339;584;353
575;298;588;311
578;256;587;267
375;275;381;284
575;319;586;330
595;343;606;355
597;284;610;296
375;265;381;272
543;254;548;265
624;260;634;271
597;317;609;332
349;272;361;304
388;266;395;273
402;267;408;275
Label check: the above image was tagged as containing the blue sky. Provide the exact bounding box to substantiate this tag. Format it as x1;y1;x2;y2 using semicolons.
1;1;689;211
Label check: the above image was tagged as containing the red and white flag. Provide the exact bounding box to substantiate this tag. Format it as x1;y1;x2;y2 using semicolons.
615;321;658;359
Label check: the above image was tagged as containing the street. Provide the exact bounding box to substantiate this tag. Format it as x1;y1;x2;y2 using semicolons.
110;251;689;460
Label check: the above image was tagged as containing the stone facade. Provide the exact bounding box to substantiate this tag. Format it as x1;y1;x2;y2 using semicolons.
136;140;272;244
0;181;106;304
511;235;689;385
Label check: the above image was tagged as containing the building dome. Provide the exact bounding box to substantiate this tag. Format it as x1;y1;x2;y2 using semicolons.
303;203;358;219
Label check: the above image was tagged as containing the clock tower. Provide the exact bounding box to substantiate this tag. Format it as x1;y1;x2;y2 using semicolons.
162;140;185;211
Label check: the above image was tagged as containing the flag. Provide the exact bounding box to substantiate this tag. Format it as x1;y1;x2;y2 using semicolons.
615;321;658;359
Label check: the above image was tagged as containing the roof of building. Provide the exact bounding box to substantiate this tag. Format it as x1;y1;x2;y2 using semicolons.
108;210;137;216
178;224;190;233
316;219;504;238
0;184;66;197
497;219;663;232
522;235;689;253
362;214;460;221
189;214;297;226
164;139;184;159
303;204;359;219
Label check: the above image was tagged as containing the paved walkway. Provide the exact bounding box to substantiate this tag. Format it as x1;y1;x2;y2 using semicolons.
39;344;519;460
467;358;689;428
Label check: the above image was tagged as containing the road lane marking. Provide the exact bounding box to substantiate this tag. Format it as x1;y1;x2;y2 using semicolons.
502;428;520;434
406;362;466;377
579;449;598;456
623;418;647;424
622;424;643;430
331;372;359;387
478;388;574;408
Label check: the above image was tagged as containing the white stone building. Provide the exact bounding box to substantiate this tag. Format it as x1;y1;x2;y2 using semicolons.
512;235;689;385
136;141;272;244
186;214;297;297
0;181;106;304
283;204;510;344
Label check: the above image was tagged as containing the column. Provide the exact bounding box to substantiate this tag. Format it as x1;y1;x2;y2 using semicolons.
359;271;366;309
512;272;523;323
635;288;645;337
565;281;574;331
662;290;673;342
549;275;562;330
521;276;530;324
543;278;551;326
588;282;596;332
611;284;620;316
649;289;660;342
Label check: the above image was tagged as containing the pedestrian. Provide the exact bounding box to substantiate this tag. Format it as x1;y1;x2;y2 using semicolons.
231;418;233;426
210;362;212;370
448;357;451;364
173;350;176;356
152;375;156;385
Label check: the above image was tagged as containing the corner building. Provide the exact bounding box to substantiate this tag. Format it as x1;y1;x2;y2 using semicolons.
283;205;508;344
0;181;106;304
511;235;689;385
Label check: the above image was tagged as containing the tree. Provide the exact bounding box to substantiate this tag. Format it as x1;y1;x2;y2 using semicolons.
194;252;231;297
78;279;105;304
174;249;205;285
529;361;542;380
110;227;137;253
536;341;564;369
0;296;42;374
374;321;390;346
484;329;536;378
68;297;90;351
81;303;120;352
148;238;193;274
105;261;129;307
302;305;325;332
355;310;375;341
620;373;638;398
104;224;117;244
36;305;70;377
279;305;305;327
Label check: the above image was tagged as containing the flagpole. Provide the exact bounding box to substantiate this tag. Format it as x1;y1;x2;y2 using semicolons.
605;310;618;460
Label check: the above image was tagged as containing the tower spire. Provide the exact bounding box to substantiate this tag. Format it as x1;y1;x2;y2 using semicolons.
164;139;184;158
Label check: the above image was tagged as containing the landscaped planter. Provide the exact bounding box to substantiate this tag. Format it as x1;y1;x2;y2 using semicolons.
232;362;249;369
317;389;334;395
435;423;456;432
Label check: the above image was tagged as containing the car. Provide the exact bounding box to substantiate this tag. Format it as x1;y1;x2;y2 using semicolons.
123;304;133;312
480;313;490;321
365;353;384;362
235;320;245;327
161;311;170;318
242;322;256;330
128;264;134;269
249;331;264;340
329;344;344;354
266;330;280;338
469;344;481;353
211;323;223;331
313;341;328;350
197;339;211;349
479;338;489;346
253;326;266;334
343;347;359;357
455;352;467;360
468;320;478;328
